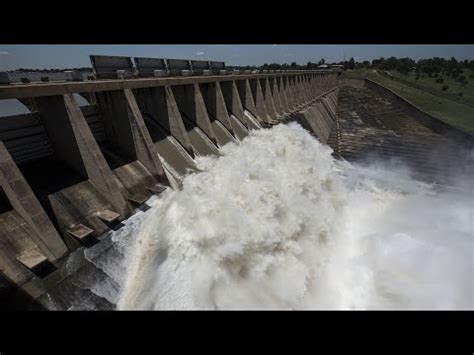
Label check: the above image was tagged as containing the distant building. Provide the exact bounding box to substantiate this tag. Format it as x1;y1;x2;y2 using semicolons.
317;64;329;69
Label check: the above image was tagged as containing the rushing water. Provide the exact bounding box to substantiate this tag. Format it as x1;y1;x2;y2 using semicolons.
84;122;473;310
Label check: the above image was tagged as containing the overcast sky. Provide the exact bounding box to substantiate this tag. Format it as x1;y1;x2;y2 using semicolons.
0;45;473;71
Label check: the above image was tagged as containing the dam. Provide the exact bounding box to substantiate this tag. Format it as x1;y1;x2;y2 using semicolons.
0;56;472;310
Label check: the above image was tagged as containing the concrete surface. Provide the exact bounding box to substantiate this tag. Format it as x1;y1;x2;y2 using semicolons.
0;70;347;307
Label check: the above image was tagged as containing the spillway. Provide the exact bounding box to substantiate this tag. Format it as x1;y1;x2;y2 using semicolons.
55;123;473;310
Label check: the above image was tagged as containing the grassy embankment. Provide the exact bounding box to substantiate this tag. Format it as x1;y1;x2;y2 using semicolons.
340;69;474;135
388;69;474;102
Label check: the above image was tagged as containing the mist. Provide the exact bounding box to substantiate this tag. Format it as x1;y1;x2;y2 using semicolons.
77;122;472;310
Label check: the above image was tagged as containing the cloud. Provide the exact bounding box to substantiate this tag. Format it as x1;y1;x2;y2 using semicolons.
272;44;278;47
0;51;9;56
195;51;205;56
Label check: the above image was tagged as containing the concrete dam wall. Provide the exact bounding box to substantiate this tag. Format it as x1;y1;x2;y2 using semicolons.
1;68;472;309
0;70;340;308
337;79;473;183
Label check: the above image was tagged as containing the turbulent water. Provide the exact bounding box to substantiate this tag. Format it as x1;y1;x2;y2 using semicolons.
86;122;473;310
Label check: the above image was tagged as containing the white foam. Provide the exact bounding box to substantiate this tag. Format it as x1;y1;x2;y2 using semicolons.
100;122;473;310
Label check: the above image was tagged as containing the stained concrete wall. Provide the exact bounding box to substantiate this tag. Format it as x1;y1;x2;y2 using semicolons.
292;89;339;144
365;79;474;147
0;140;68;288
0;71;340;306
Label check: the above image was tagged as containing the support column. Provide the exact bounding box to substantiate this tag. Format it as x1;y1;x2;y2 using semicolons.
200;81;236;136
0;142;68;263
292;76;302;107
262;78;278;120
171;83;218;144
323;74;328;94
299;75;307;104
278;76;291;114
164;86;195;157
214;81;235;135
134;86;195;158
270;77;284;116
293;75;301;107
36;94;130;217
236;79;258;120
306;75;314;101
301;75;309;104
220;80;255;134
316;74;324;95
297;75;307;105
123;89;168;183
221;80;246;126
311;74;318;96
303;75;310;103
250;78;270;123
281;76;294;112
311;75;317;96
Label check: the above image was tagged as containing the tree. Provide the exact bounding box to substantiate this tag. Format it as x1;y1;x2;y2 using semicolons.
306;61;317;70
457;75;467;83
452;68;462;79
348;57;355;70
371;57;385;68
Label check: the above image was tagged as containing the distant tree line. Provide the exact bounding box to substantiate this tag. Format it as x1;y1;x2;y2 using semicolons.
232;56;474;87
371;56;473;74
370;56;474;85
235;56;472;74
232;57;356;71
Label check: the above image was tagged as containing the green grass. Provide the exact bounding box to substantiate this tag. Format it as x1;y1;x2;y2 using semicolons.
340;69;474;135
340;68;378;80
389;70;474;101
